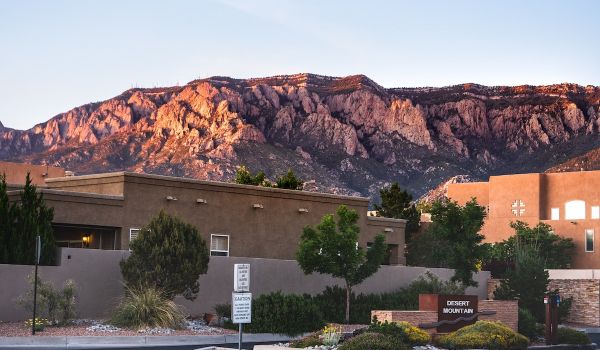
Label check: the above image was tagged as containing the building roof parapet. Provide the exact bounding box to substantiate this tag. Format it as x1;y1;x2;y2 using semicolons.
8;188;125;202
367;215;407;225
46;171;370;203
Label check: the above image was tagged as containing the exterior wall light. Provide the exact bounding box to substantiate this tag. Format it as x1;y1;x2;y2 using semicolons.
298;208;309;213
196;198;207;204
166;196;178;201
384;228;394;233
82;234;91;248
252;203;264;209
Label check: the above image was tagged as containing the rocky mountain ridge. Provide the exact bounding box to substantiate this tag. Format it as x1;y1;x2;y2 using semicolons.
1;73;599;198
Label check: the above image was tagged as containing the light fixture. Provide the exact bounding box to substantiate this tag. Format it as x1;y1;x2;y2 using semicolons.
196;198;207;204
166;196;178;201
298;208;309;213
82;234;91;247
252;203;264;209
384;228;394;233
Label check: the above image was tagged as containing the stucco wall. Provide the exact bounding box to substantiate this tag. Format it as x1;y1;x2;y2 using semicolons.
0;248;489;322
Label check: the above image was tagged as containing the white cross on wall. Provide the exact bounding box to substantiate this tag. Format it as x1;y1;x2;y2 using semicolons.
511;200;525;216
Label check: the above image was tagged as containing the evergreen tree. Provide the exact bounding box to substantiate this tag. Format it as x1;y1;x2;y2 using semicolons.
11;174;56;265
275;169;303;190
296;205;387;323
0;174;11;263
120;210;210;300
234;165;271;187
407;199;486;287
373;182;420;242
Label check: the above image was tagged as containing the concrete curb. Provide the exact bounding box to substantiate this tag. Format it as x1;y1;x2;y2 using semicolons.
0;333;298;348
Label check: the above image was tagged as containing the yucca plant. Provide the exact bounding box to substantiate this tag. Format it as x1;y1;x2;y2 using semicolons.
110;286;185;330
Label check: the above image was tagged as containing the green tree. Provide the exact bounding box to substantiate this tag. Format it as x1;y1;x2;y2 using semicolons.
275;169;303;190
11;174;56;265
494;238;549;321
234;165;271;187
296;205;387;323
0;174;11;263
407;199;486;287
490;221;575;270
120;210;210;300
373;182;420;242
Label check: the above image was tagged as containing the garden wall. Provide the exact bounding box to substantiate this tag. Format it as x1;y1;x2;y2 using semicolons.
0;248;490;321
548;269;600;326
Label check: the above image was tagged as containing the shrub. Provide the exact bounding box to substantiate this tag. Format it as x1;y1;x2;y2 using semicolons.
18;274;77;325
110;286;185;330
338;332;407;350
120;210;209;300
518;308;538;340
25;318;48;331
247;292;324;335
275;169;303;190
321;324;343;346
214;303;231;318
437;321;529;350
556;328;590;345
290;333;323;348
368;320;431;346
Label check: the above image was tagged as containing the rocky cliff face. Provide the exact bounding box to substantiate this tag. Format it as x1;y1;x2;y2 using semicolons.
1;74;599;198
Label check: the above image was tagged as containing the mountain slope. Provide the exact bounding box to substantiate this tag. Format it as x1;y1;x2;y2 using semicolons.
1;73;599;198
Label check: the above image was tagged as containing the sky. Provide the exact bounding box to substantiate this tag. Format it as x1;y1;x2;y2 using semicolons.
1;0;599;130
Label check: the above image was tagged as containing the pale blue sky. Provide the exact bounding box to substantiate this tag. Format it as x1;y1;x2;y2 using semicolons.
1;0;599;130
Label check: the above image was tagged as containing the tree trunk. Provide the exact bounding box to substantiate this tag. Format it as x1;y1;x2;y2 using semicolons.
345;282;351;324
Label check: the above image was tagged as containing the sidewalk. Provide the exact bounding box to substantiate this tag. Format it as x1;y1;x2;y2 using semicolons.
0;333;297;349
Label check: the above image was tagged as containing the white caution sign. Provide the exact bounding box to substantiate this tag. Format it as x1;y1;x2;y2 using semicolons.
232;292;252;324
234;264;250;292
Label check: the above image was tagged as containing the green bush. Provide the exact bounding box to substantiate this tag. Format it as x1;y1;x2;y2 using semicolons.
18;275;77;325
556;328;591;345
290;333;323;348
314;272;464;324
338;332;407;350
368;320;431;346
110;286;185;330
437;321;529;350
247;292;324;335
120;211;209;301
518;308;538;339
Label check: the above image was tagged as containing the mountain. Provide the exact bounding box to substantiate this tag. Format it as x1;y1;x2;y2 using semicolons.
1;73;599;198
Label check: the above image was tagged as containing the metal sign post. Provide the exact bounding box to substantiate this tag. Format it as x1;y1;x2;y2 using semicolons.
232;264;251;350
32;235;41;335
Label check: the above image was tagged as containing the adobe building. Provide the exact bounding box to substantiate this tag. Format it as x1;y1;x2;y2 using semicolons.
1;161;66;187
7;171;407;264
447;171;600;268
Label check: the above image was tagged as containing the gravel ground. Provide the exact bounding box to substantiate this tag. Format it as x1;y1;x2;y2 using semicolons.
0;319;237;337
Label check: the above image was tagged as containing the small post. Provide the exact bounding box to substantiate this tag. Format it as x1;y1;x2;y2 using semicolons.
32;235;41;335
238;323;243;350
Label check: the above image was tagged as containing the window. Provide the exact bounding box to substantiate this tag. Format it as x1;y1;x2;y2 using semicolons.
511;200;525;216
585;229;594;252
565;200;586;220
210;234;229;256
551;208;560;220
129;228;140;251
592;206;600;219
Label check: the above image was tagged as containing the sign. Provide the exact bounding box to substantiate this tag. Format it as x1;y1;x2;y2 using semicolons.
234;264;250;292
437;295;478;332
232;292;252;323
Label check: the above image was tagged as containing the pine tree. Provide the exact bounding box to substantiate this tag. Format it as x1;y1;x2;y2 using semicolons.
11;174;56;265
373;182;420;242
0;174;11;264
275;169;303;190
120;210;210;300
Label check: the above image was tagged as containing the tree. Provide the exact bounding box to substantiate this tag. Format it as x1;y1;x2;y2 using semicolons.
0;174;11;263
407;199;486;287
373;182;420;242
275;169;303;190
494;238;549;321
10;174;56;265
490;221;575;271
234;165;271;187
296;205;387;323
120;210;210;300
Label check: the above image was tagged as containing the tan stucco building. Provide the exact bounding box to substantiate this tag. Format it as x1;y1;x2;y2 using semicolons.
1;161;66;187
8;171;406;264
448;171;600;268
